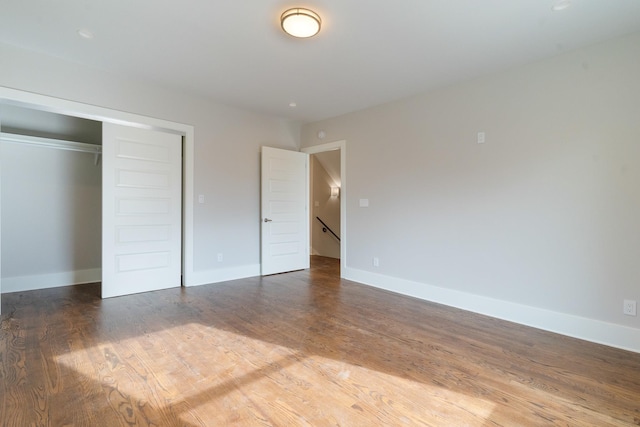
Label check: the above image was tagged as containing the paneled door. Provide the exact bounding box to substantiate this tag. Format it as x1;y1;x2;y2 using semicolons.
261;146;309;275
102;123;182;298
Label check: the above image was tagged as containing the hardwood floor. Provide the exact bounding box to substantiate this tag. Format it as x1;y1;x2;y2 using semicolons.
1;256;639;426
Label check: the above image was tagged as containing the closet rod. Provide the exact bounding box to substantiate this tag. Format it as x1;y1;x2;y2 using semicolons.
0;132;102;155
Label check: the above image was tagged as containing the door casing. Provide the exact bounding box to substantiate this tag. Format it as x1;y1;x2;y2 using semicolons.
302;140;347;277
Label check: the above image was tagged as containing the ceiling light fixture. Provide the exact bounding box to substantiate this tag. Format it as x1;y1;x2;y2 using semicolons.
281;8;321;38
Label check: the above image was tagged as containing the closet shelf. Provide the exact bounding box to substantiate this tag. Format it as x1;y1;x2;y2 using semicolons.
0;132;102;165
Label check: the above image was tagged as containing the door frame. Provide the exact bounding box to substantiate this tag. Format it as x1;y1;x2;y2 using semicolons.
0;87;196;295
301;140;346;277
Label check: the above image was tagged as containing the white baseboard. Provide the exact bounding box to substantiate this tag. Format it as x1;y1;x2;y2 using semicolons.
187;264;261;287
7;264;636;353
2;268;101;293
344;267;640;354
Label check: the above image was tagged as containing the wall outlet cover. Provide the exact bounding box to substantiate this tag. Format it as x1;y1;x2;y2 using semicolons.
623;299;637;316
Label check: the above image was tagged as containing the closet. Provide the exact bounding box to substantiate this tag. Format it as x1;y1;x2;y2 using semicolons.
0;105;103;293
0;90;189;314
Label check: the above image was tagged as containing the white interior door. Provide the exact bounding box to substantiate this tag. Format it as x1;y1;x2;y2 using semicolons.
261;146;309;275
102;123;182;298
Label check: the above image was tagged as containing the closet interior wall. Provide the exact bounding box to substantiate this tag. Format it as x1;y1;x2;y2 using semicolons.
0;104;102;293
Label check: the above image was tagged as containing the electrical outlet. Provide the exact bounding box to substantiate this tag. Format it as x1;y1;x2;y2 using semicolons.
217;253;223;262
623;300;637;316
477;131;486;144
373;257;379;267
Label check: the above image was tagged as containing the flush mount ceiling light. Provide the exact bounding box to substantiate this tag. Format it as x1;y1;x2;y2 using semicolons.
281;8;321;38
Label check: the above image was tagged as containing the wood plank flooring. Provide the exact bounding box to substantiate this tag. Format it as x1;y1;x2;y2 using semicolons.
1;256;640;426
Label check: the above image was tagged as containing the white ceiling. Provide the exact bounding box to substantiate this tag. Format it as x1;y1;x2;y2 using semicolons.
1;1;640;123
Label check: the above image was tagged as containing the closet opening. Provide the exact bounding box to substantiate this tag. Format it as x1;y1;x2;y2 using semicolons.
0;88;195;316
0;104;103;294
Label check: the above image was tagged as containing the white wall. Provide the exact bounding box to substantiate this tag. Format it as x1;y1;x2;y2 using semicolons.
0;139;101;291
0;41;300;286
301;32;640;352
311;155;340;258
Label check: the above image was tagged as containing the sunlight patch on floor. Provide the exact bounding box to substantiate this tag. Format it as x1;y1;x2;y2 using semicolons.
56;322;496;425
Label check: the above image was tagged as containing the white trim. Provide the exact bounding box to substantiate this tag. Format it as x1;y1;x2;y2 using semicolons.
2;269;102;293
188;264;261;287
1;132;102;165
0;132;101;154
344;266;640;354
0;86;196;288
0;87;187;134
302;140;347;278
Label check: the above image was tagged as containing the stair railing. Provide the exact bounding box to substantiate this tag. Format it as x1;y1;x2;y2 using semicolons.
315;217;340;241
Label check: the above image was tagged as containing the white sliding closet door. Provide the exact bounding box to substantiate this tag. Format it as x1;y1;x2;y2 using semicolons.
102;123;182;298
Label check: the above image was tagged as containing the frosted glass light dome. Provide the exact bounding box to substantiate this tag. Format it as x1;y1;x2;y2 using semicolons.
281;8;321;38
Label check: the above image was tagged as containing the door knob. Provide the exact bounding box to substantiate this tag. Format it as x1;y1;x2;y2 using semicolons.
264;218;273;222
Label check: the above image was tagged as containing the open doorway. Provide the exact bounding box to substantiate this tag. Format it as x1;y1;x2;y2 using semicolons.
302;141;346;278
310;151;341;258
